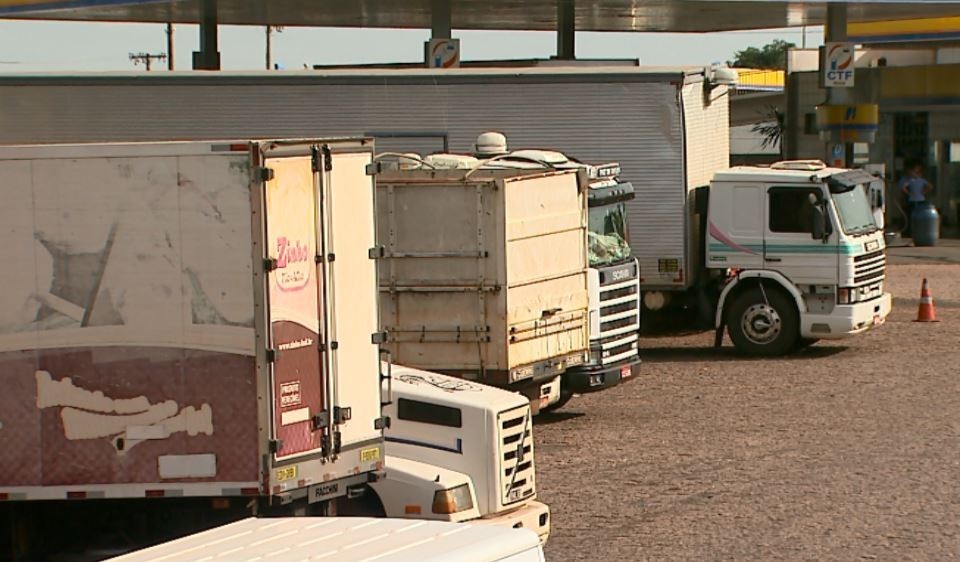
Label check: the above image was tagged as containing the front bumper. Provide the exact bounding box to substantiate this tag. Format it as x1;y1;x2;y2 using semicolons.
563;356;641;394
468;500;551;545
801;292;892;339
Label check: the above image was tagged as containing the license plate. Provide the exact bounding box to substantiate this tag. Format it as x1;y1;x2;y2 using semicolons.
620;365;632;379
276;466;297;482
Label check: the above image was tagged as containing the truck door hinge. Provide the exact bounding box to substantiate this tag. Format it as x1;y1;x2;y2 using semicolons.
268;439;283;454
333;406;352;424
264;257;278;272
320;434;330;457
365;162;381;176
368;246;385;259
312;410;330;430
327;253;335;262
265;348;279;363
371;331;388;344
319;341;339;352
374;416;391;430
322;145;333;172
311;146;322;173
257;167;275;182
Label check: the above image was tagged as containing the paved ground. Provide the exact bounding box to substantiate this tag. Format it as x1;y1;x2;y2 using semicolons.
537;245;960;561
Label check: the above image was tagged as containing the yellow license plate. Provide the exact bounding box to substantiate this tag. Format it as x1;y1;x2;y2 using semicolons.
360;447;381;463
276;466;297;481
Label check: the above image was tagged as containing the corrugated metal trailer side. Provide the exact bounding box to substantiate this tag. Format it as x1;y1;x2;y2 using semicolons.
0;68;726;292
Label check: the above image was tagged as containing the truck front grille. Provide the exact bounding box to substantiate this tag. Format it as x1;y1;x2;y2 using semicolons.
853;250;885;286
498;406;536;507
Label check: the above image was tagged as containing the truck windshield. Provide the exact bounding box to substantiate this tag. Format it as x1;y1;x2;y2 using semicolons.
831;185;878;235
588;202;631;267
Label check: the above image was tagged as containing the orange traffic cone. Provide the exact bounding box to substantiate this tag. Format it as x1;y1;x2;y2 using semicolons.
914;278;940;322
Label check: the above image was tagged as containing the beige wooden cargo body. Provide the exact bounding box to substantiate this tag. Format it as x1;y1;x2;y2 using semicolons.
375;167;589;388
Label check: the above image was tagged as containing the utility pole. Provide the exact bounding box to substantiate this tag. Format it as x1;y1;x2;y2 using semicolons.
129;52;167;71
166;23;174;70
266;25;284;70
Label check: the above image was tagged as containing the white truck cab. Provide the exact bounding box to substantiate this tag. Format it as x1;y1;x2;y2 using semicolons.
707;161;893;355
370;364;550;544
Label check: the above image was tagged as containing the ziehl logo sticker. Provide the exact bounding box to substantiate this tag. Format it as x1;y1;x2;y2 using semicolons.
275;236;311;290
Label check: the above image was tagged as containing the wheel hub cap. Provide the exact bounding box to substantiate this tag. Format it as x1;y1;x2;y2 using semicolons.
742;304;781;345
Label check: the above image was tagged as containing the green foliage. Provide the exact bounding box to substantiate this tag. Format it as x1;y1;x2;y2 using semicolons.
752;105;786;156
729;39;796;70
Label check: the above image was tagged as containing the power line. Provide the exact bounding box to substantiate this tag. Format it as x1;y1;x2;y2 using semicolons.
129;51;167;71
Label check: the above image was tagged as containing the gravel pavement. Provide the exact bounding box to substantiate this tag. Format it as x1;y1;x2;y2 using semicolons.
537;259;960;561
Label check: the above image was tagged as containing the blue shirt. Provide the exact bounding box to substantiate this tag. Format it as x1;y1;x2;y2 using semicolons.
899;175;929;202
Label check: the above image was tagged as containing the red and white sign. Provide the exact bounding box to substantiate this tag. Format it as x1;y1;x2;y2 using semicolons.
426;38;460;69
823;42;855;88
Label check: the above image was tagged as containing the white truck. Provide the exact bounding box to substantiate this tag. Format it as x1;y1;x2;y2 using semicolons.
702;161;892;354
371;163;590;413
0;138;547;561
107;517;545;562
371;364;548;542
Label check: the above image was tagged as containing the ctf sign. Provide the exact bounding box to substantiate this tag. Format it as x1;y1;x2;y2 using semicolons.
823;42;855;87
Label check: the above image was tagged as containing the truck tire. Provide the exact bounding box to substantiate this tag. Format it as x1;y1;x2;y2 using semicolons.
795;337;819;350
726;286;799;357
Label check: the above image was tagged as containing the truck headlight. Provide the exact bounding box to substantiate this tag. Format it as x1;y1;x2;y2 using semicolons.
432;483;474;514
837;288;858;304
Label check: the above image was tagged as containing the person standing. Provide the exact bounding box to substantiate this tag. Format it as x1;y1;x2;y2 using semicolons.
899;162;933;217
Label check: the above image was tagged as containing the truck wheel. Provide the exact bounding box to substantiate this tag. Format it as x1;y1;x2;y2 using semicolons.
726;286;799;357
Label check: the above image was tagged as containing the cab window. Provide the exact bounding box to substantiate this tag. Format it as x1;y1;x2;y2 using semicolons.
768;187;820;233
397;398;462;428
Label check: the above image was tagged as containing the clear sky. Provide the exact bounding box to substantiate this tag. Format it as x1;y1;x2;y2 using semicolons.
0;20;824;71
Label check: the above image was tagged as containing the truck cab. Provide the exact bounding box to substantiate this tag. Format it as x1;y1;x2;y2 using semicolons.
369;364;551;544
707;161;893;355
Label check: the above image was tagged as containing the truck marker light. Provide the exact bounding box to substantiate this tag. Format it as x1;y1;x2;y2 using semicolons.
405;504;422;515
145;489;166;497
432;484;474;514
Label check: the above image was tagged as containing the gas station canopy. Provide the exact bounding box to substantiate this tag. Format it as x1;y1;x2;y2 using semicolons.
2;0;960;32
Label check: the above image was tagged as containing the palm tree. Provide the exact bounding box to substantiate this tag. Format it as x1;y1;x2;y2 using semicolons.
751;105;786;158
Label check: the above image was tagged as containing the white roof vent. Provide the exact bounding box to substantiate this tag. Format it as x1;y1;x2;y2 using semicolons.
397;153;423;170
423;153;480;169
708;65;739;87
507;149;569;166
475;131;509;157
770;160;828;171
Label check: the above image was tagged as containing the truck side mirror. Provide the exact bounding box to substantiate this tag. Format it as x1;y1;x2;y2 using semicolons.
808;192;827;240
811;207;826;240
